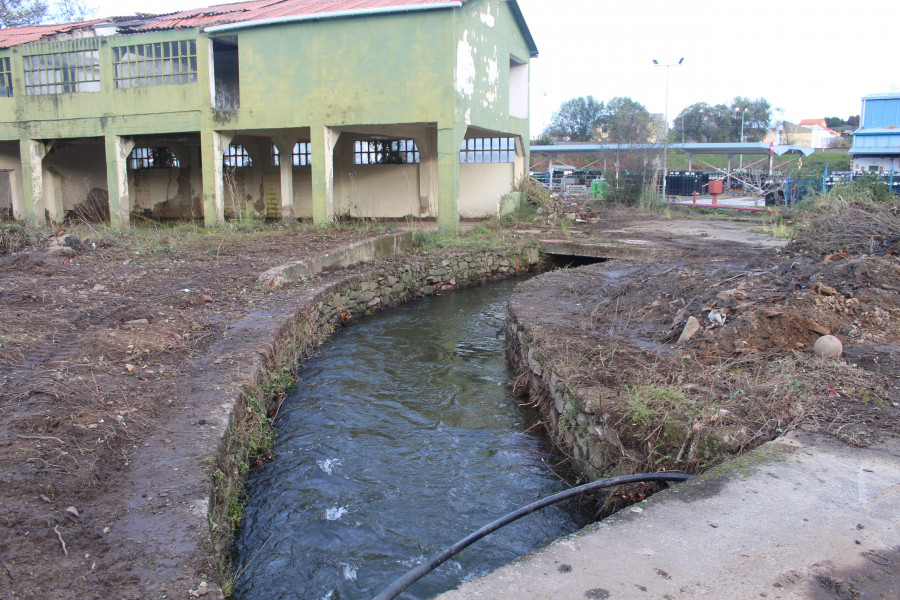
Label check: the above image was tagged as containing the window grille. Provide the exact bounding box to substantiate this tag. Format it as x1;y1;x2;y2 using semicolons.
0;58;12;97
24;50;101;95
460;137;515;163
353;139;419;165
224;144;252;168
128;147;181;170
113;40;198;89
272;142;312;166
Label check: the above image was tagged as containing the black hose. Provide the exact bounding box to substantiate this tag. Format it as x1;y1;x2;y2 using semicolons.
371;471;692;600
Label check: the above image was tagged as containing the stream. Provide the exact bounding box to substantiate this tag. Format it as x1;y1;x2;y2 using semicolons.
232;279;586;600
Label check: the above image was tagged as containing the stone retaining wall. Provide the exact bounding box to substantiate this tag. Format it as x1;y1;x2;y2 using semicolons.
505;309;629;483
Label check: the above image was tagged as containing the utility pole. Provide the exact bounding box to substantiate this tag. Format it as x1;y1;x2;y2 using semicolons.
653;57;684;202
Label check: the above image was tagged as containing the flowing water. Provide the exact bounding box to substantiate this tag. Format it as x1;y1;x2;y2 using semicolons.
232;280;586;600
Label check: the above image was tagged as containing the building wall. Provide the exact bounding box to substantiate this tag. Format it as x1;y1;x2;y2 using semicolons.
221;11;456;131
0;0;534;226
459;162;514;217
851;156;899;174
862;97;900;128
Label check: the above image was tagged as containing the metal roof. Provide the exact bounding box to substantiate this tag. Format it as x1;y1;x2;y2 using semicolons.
531;143;815;157
0;0;537;57
134;0;463;32
0;19;105;48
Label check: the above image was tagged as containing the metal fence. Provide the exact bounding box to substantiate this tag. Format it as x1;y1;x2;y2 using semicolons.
785;171;900;204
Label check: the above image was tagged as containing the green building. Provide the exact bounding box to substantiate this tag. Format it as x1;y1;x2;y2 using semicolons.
0;0;537;231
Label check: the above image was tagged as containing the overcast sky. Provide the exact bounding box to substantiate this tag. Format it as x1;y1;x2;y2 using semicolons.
89;0;900;136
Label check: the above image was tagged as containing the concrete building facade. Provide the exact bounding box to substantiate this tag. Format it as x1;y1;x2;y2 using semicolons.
0;0;537;231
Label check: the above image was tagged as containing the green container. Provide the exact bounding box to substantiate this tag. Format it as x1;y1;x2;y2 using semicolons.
591;179;609;200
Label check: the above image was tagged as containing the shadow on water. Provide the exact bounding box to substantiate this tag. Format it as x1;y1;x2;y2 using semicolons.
232;279;587;600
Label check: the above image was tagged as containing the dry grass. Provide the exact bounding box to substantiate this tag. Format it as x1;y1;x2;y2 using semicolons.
789;179;900;255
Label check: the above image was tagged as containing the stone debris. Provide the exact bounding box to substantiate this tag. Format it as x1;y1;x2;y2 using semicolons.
677;316;701;343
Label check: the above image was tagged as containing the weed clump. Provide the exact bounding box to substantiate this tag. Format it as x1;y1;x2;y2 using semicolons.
788;178;900;255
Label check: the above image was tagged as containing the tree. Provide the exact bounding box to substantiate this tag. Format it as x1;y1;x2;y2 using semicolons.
730;96;771;142
0;0;92;28
673;102;726;143
673;97;771;143
542;95;605;142
604;96;653;144
825;117;846;129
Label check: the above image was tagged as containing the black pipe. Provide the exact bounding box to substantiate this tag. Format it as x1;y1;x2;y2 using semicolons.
371;471;692;600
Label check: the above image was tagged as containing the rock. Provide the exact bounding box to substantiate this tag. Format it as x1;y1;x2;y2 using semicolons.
716;289;738;308
814;335;843;359
677;316;701;343
813;282;839;297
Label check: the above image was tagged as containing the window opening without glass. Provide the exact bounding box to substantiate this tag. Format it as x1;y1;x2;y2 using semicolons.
272;143;312;166
224;144;252;168
128;147;181;170
353;139;420;164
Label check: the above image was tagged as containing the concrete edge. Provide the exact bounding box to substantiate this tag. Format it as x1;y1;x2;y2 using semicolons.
258;231;415;289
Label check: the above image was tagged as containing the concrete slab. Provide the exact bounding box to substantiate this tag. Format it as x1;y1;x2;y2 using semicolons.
540;239;654;261
605;219;788;249
434;431;900;600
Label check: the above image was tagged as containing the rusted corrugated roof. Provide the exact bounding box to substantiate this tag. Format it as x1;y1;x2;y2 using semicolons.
130;0;462;31
0;19;105;48
0;0;538;59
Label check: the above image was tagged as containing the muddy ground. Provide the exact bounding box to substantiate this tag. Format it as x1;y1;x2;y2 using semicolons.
1;206;898;599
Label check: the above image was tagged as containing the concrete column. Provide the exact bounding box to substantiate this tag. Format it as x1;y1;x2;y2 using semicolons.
414;128;438;217
104;135;134;229
45;170;63;225
19;139;47;224
201;130;233;227
310;124;339;226
273;136;297;220
513;136;527;188
436;125;464;234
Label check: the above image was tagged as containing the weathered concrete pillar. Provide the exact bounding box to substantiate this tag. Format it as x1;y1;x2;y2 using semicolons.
201;130;233;227
415;128;438;217
514;135;527;189
104;135;134;229
19;139;47;224
273;136;297;220
310;124;338;226
437;125;465;234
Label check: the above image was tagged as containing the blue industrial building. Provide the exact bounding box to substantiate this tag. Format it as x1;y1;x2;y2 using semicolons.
850;93;900;174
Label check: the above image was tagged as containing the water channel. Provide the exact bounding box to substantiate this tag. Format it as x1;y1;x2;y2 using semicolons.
232;279;587;600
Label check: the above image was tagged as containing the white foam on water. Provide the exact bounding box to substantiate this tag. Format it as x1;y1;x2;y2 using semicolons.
317;457;342;475
325;506;348;521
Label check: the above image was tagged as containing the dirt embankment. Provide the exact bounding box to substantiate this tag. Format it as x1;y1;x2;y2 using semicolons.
0;225;380;599
507;214;900;511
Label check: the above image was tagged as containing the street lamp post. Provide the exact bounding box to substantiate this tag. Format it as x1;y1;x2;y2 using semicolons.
653;57;684;203
739;107;748;170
